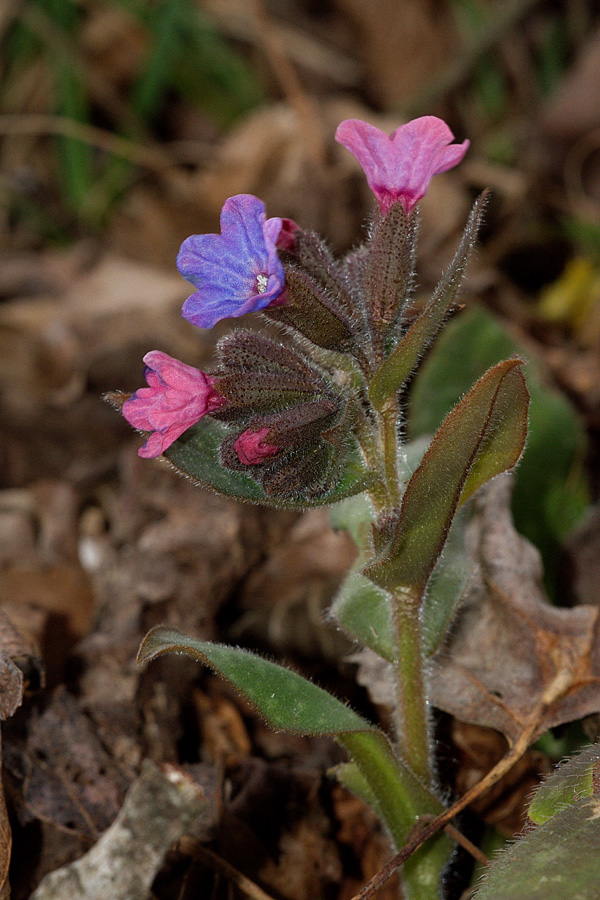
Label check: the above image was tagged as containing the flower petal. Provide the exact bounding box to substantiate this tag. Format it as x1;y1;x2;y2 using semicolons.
336;116;469;214
234;427;280;465
177;194;286;329
123;351;226;458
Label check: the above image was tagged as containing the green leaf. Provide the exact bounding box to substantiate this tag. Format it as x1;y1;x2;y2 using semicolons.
330;493;375;548
138;626;372;734
369;193;487;411
332;507;471;660
409;307;589;595
164;417;375;509
365;358;529;592
132;0;182;121
529;743;600;825
120;0;264;127
54;64;95;216
334;760;383;816
137;626;446;855
474;798;600;900
332;568;396;661
331;449;472;658
334;751;455;900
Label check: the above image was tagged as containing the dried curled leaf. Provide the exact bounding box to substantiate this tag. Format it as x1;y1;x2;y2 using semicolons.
431;475;600;744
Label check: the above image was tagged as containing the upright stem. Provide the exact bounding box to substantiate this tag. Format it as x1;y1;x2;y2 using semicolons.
375;398;432;784
393;597;432;786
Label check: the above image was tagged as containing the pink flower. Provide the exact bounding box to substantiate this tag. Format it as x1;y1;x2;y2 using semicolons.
123;351;226;458
335;116;469;214
234;427;280;465
276;217;300;252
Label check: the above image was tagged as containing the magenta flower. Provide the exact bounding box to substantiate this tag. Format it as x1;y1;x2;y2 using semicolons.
335;117;469;214
234;427;280;465
177;194;286;330
276;217;300;252
123;351;226;458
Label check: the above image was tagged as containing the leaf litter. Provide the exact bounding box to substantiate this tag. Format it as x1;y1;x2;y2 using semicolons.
2;0;600;897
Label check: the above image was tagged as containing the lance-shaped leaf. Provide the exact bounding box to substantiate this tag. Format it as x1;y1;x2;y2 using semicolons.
331;442;473;658
364;358;529;592
409;306;589;596
163;417;376;510
137;626;445;850
369;193;487;411
473;797;600;900
528;742;600;825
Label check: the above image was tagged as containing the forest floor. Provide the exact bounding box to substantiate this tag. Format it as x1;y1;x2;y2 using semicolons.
1;1;600;898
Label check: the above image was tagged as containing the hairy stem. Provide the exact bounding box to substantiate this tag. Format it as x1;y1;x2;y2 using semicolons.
393;599;432;785
348;664;576;900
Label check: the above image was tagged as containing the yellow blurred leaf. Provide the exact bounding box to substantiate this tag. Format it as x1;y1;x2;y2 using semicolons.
538;256;600;331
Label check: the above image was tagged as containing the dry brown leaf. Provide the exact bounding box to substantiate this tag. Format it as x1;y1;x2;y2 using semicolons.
0;254;199;410
236;508;356;659
333;785;400;900
563;502;600;608
450;721;551;836
431;474;600;745
0;652;22;724
333;0;456;110
540;25;600;141
0;603;37;900
193;688;252;765
21;687;126;837
0;734;11;900
29;760;212;900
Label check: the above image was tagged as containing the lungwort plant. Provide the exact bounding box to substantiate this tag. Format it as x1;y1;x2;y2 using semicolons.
112;116;565;899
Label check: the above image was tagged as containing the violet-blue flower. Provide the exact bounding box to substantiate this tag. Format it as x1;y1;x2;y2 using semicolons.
177;194;286;330
123;351;226;458
335;116;469;215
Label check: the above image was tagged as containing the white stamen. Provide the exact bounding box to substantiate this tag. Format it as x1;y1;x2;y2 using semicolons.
256;274;268;294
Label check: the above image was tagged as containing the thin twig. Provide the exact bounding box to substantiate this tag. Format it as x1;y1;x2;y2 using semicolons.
179;839;278;900
348;737;530;900
0;114;188;188
245;0;327;168
348;668;573;900
444;823;489;868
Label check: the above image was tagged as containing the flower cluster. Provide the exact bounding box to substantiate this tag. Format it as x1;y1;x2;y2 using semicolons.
122;116;469;499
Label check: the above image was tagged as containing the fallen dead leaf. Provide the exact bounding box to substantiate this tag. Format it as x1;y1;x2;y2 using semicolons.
540;24;600;141
0;603;35;900
0;734;11;900
431;474;600;745
20;687;126;838
450;720;551;836
333;784;400;900
193;688;252;765
236;508;356;659
334;0;456;110
353;475;600;748
29;760;212;900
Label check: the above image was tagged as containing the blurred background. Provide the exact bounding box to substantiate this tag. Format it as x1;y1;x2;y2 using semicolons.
1;2;600;897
